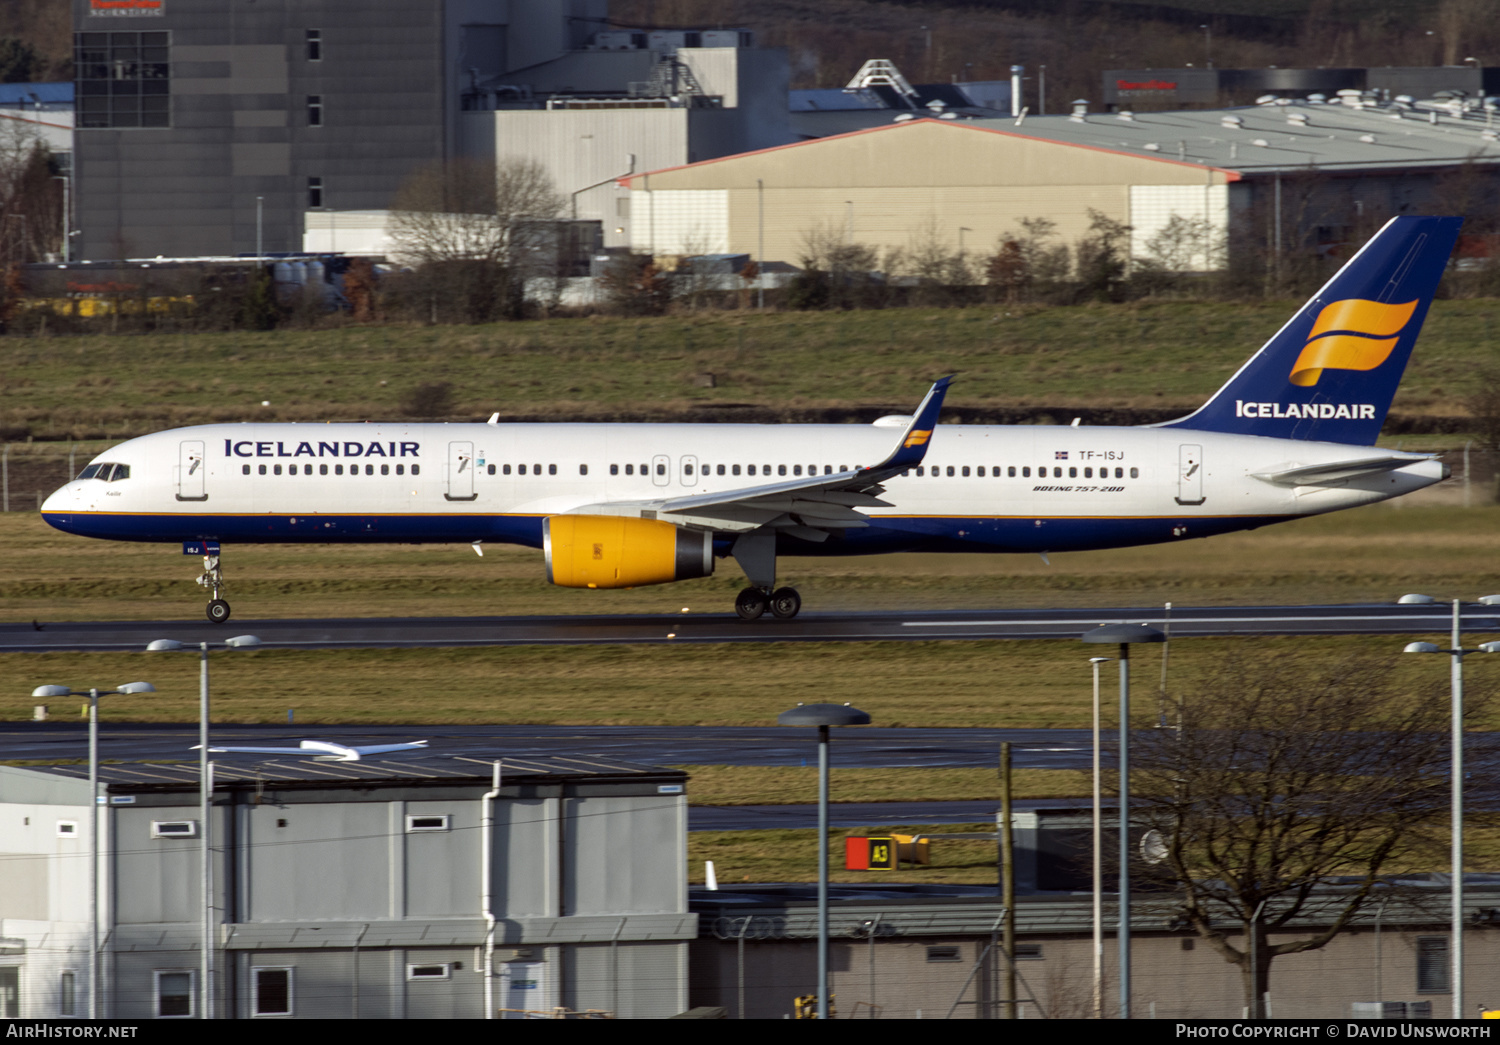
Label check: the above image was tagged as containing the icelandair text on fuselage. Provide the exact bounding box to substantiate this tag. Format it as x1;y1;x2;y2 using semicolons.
1236;401;1377;420
1176;1026;1491;1039
224;440;420;459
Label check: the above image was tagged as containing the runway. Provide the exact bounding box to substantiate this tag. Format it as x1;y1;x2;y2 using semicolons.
1;602;1489;653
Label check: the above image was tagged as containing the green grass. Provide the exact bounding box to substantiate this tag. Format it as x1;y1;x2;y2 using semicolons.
3;302;1497;439
4;500;1500;621
675;765;1090;805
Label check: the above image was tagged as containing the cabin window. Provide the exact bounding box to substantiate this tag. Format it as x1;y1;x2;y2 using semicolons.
1084;467;1092;478
1009;466;1016;477
825;465;834;474
1022;467;1030;477
932;468;940;479
518;464;527;475
580;464;588;476
1130;467;1139;479
242;465;250;475
684;463;693;476
319;464;328;475
916;467;924;476
732;465;741;476
273;464;282;475
365;464;374;475
793;465;802;476
639;463;647;474
624;464;632;475
396;464;404;475
975;466;982;477
334;464;343;475
778;464;787;476
610;464;618;475
411;465;420;476
717;465;726;476
549;464;557;475
535;463;543;474
947;466;956;477
379;464;389;476
1069;467;1077;478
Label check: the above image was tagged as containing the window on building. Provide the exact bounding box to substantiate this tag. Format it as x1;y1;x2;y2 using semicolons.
253;968;292;1016
1417;937;1449;993
75;31;171;129
155;971;194;1018
149;820;197;839
306;95;322;126
405;815;450;833
406;964;451;980
305;29;322;62
307;177;323;208
59;971;76;1018
926;946;961;962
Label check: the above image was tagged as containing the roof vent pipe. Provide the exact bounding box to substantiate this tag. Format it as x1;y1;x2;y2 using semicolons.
1070;98;1088;122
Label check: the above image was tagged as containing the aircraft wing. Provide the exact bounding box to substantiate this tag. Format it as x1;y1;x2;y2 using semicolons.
1251;452;1437;486
201;740;428;761
564;377;951;539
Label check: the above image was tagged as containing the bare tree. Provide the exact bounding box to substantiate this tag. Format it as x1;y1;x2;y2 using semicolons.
1132;654;1467;1019
388;157;563;321
0;116;61;263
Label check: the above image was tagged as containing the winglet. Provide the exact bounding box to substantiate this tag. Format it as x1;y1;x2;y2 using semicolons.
865;376;952;477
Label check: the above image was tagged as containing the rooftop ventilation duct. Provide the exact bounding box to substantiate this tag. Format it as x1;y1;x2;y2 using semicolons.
1287;111;1309;126
1220;114;1244;128
1070;98;1089;122
1116;110;1135;121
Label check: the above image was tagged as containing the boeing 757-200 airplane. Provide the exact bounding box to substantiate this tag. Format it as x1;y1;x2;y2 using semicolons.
42;216;1461;622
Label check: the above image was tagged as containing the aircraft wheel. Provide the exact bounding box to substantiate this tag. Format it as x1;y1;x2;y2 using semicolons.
206;599;232;624
735;588;768;621
769;587;802;619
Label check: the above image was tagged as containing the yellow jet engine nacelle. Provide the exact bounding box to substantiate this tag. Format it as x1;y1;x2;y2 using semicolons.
544;515;714;589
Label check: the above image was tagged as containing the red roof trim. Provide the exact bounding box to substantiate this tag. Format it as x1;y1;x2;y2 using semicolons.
617;117;1243;186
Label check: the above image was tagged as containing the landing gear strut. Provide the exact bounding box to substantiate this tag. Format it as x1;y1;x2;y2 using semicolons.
731;532;801;621
196;553;231;624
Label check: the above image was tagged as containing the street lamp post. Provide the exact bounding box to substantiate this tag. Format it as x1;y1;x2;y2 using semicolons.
777;702;872;1020
147;635;261;1020
1398;594;1500;1020
1089;654;1111;1019
30;681;156;1019
1081;622;1165;1020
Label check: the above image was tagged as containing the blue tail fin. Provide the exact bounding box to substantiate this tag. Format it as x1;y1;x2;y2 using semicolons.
1162;216;1462;445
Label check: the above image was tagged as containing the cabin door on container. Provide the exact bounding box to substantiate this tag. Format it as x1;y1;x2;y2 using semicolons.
177;440;207;501
1176;444;1205;505
446;441;477;501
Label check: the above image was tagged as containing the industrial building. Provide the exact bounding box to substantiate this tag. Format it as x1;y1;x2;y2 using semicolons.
621;93;1500;273
1103;65;1500;110
69;0;792;261
0;754;692;1019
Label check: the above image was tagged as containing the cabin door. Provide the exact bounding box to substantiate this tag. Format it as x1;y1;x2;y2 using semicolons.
446;441;477;501
177;440;207;501
1176;444;1205;505
651;453;671;488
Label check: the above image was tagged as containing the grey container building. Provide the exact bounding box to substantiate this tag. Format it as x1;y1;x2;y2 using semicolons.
0;754;692;1019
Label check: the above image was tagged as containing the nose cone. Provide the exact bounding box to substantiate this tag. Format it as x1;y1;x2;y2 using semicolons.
40;483;81;531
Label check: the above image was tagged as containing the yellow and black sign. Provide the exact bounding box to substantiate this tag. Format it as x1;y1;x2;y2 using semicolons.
794;994;836;1019
867;836;897;871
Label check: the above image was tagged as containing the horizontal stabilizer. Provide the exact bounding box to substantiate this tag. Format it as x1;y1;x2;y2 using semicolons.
1251;453;1436;486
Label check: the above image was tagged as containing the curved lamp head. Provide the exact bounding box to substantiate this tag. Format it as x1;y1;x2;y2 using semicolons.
32;685;72;698
116;682;156;694
225;635;262;648
1480;642;1500;654
1082;623;1165;645
1398;594;1437;605
146;639;184;652
1403;642;1442;654
777;702;872;727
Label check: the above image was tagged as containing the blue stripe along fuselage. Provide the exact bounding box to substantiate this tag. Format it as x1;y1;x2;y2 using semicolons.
40;511;1290;556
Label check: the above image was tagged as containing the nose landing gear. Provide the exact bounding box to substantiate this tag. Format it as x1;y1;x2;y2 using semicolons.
196;553;231;623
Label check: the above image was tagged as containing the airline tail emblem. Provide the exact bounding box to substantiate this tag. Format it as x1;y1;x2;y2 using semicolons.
1288;298;1419;387
904;429;932;448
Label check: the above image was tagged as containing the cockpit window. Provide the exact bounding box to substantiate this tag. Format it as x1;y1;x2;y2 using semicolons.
110;464;129;481
80;463;130;482
78;464;103;480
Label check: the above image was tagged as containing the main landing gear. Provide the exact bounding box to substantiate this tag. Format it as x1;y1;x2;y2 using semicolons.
196;552;231;623
731;532;801;620
735;586;802;621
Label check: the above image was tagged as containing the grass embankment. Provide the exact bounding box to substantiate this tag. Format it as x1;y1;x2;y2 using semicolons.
2;301;1497;438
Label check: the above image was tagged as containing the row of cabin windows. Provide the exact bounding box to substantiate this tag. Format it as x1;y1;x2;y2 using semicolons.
613;463;849;477
487;463;564;475
242;463;419;477
908;465;1140;479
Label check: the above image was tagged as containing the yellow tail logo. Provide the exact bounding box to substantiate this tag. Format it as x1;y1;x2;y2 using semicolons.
904;429;932;448
1288;298;1418;387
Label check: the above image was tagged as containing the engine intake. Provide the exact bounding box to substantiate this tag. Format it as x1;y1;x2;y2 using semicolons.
544;515;714;589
